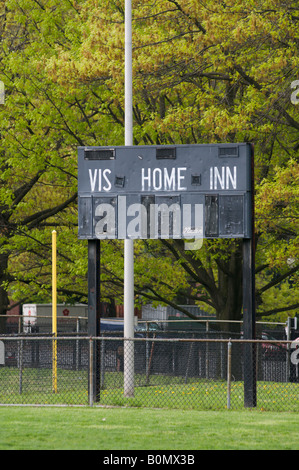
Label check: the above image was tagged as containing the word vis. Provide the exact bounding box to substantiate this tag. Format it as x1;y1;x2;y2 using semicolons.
89;169;112;192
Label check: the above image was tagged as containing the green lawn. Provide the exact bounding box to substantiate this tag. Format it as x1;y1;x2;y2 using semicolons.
1;367;299;412
0;406;298;450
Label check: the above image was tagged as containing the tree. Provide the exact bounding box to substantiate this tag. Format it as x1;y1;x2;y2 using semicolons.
0;0;123;331
46;0;298;323
0;0;298;331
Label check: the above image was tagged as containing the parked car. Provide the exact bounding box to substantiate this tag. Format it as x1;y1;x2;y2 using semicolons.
100;319;163;337
134;322;163;334
241;331;287;357
260;332;287;355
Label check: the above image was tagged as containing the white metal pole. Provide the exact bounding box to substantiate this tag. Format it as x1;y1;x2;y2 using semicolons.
52;230;57;393
124;0;135;397
125;0;133;147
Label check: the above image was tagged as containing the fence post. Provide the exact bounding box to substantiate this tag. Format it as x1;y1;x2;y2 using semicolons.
205;321;209;379
76;319;79;371
18;339;23;394
227;340;232;409
100;336;105;388
89;337;94;406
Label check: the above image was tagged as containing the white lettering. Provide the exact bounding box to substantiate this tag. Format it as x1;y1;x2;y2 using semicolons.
141;167;187;191
210;166;237;190
141;168;151;191
94;203;115;238
291;341;299;365
127;203;148;239
93;197;204;246
178;167;187;190
183;204;203;238
155;203;181;239
0;341;4;365
153;168;162;190
183;204;203;251
89;169;97;192
0;80;5;105
291;80;299;105
226;166;237;189
103;169;112;191
103;455;138;467
88;169;112;192
164;167;176;190
147;455;194;465
118;195;127;239
214;166;225;190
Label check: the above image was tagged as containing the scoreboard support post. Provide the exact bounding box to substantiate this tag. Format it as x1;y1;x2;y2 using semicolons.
88;239;101;402
243;237;256;408
243;148;256;408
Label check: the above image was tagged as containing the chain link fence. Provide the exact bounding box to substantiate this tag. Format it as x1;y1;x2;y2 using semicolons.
2;315;88;335
0;335;298;411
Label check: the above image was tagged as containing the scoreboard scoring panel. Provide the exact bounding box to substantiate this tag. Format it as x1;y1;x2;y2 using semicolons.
78;143;253;240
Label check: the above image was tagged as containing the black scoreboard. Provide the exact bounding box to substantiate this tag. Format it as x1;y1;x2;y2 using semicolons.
78;143;252;240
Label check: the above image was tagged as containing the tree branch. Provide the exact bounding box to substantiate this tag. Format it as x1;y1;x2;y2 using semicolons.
234;63;299;131
258;264;299;294
20;192;77;228
257;303;299;318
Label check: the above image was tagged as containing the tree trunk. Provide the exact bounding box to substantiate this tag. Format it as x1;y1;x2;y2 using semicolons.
214;244;243;334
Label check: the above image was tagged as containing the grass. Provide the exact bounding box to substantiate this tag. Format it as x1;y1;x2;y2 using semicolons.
1;367;299;411
0;406;298;450
1;367;298;450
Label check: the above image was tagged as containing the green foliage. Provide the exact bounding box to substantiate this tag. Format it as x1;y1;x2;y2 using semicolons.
0;0;298;322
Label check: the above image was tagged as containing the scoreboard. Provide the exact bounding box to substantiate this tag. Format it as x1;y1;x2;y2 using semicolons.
78;143;252;240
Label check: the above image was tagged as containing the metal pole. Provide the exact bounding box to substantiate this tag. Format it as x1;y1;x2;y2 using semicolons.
52;230;57;393
18;339;23;395
243;238;256;407
227;340;232;409
243;144;256;407
286;317;291;382
125;0;133;147
100;335;105;388
205;321;209;379
88;239;101;402
76;318;79;371
89;337;94;407
124;0;135;397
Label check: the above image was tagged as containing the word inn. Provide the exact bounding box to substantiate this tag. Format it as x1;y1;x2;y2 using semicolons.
210;166;237;190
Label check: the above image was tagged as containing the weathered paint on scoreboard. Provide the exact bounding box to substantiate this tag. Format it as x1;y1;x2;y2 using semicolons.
77;143;252;240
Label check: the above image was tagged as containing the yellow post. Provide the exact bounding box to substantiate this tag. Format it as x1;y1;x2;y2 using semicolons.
52;230;57;393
